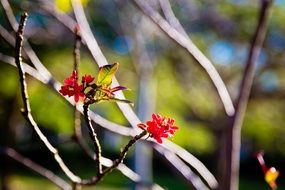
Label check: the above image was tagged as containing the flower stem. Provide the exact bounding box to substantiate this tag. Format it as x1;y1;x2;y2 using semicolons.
81;130;147;185
83;103;102;175
103;130;147;175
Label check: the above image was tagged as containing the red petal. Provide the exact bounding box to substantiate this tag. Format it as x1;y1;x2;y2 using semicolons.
82;75;95;84
155;137;163;144
74;95;79;102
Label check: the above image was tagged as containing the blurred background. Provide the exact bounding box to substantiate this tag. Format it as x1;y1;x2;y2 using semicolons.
1;0;285;189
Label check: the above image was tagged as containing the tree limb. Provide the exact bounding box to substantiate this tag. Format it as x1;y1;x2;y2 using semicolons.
14;12;81;183
224;1;273;190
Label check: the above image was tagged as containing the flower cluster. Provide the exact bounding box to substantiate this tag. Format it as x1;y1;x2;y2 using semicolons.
59;63;131;105
59;71;86;102
138;114;178;144
256;151;279;190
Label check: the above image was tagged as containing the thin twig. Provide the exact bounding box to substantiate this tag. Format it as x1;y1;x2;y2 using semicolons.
102;131;147;177
131;0;235;116
1;147;72;190
73;25;81;72
14;12;81;183
81;131;147;185
72;23;82;190
224;1;273;190
83;103;102;175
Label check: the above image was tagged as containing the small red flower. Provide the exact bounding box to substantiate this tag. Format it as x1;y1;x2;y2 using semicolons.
82;75;95;84
64;70;77;85
59;71;85;102
139;114;178;144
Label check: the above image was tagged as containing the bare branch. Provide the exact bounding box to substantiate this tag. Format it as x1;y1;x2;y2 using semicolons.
83;104;102;175
2;147;72;190
14;12;81;183
102;131;147;177
224;1;273;190
72;26;83;190
81;131;147;185
131;0;235;116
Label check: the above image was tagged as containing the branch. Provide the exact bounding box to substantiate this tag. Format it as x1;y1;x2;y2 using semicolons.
1;147;72;190
80;131;147;185
102;131;147;178
83;104;102;175
131;0;235;116
14;12;81;183
224;1;273;190
72;26;82;190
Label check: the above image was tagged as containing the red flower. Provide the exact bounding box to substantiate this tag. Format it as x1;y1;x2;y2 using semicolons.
64;70;77;85
59;71;85;102
82;75;95;84
139;114;178;144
